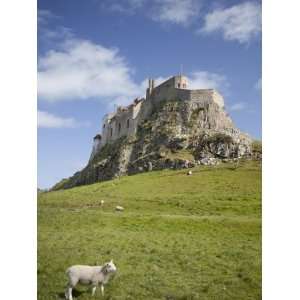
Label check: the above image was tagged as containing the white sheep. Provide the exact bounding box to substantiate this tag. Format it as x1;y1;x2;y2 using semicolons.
115;206;124;211
65;260;117;300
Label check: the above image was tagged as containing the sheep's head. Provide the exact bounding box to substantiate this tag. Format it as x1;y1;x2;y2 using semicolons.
103;260;117;274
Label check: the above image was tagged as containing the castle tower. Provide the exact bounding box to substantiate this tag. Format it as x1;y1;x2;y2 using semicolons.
89;134;102;161
148;79;152;93
146;78;155;100
174;75;188;89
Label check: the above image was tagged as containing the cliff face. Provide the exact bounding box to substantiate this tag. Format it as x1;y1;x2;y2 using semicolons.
52;99;257;190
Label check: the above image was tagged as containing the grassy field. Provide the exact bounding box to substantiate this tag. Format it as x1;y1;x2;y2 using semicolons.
38;160;261;300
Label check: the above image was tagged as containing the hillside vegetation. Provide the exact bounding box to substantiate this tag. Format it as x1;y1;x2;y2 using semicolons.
38;160;261;300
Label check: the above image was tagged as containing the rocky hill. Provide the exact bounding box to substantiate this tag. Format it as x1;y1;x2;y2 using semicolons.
52;98;261;190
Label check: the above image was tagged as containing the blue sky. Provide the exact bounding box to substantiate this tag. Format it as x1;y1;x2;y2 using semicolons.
37;0;261;189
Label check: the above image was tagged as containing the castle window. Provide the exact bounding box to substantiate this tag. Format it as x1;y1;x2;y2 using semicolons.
110;128;113;137
103;124;105;129
127;119;130;128
177;83;180;88
118;123;121;133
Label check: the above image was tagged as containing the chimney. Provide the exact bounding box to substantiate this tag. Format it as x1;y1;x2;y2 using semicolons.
148;78;154;96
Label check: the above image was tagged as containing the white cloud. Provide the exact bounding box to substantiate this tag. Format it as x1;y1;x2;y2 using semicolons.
151;0;200;26
38;9;74;46
38;35;228;104
255;77;262;90
41;26;73;42
188;71;227;91
201;2;261;44
38;9;58;25
38;38;142;104
38;110;89;128
105;0;145;14
102;0;200;25
38;14;228;105
229;102;247;111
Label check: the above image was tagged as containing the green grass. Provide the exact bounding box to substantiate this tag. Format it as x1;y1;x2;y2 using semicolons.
38;160;261;300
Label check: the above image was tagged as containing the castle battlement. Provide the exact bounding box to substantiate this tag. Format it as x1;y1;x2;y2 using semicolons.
90;75;225;160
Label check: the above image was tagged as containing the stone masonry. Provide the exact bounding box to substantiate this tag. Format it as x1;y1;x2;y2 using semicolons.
90;75;228;160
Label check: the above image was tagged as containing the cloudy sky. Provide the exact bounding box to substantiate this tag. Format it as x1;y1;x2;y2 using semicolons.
38;0;261;188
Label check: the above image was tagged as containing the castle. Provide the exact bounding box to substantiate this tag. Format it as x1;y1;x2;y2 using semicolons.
54;74;254;189
90;75;226;160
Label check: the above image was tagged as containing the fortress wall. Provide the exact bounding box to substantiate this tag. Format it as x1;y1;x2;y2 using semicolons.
211;90;224;108
150;86;222;107
181;89;224;108
101;116;113;146
101;101;143;145
174;76;188;88
132;101;142;119
138;98;153;120
174;88;192;100
106;112;131;142
98;77;225;150
150;82;178;103
155;77;175;89
149;76;189;104
189;90;213;101
172;89;215;104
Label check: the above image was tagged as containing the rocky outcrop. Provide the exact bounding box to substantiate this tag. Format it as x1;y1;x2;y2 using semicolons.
52;99;258;190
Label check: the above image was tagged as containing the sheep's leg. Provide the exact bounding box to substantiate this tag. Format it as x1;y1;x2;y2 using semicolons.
65;286;73;300
68;287;73;300
92;286;97;296
100;284;104;296
64;286;69;299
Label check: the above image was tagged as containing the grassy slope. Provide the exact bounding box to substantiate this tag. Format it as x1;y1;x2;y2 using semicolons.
38;160;261;300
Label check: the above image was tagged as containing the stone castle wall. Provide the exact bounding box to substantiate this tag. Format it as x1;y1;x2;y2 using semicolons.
148;76;188;104
100;100;143;147
147;76;224;108
93;75;226;152
150;87;224;108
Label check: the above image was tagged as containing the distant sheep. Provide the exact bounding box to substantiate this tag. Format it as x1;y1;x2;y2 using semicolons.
65;260;117;300
115;206;124;211
100;200;105;206
187;170;193;176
